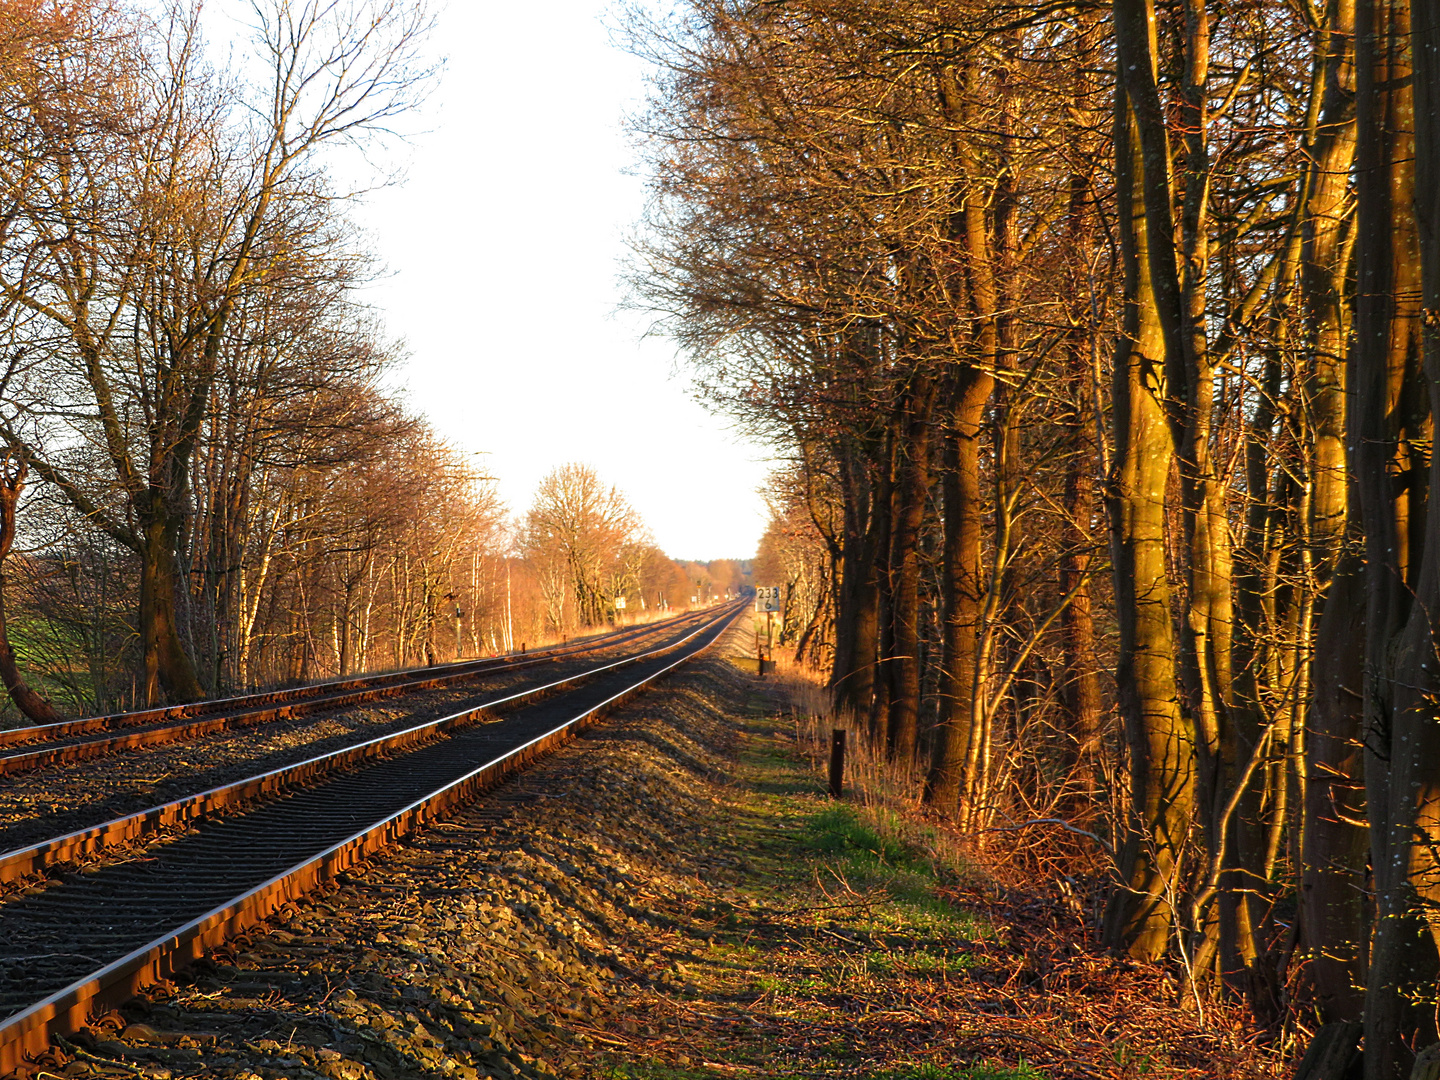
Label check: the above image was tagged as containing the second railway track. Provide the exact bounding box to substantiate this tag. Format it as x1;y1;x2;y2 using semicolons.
0;601;745;1075
0;608;728;857
0;609;719;778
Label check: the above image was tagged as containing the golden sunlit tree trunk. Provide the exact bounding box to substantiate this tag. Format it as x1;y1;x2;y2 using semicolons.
1297;0;1367;1028
1100;74;1193;961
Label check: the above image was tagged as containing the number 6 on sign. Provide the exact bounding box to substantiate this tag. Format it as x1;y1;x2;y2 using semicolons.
755;586;781;612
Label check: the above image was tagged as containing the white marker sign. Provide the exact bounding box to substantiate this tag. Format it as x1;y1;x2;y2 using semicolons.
755;586;782;612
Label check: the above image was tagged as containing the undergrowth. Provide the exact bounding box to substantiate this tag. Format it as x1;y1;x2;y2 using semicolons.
803;805;993;936
600;1062;1046;1080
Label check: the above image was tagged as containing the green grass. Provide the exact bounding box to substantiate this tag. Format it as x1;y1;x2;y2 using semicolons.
804;807;927;871
862;946;978;977
801;806;993;938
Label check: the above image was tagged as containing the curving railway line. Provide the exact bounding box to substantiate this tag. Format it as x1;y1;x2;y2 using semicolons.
0;600;746;1075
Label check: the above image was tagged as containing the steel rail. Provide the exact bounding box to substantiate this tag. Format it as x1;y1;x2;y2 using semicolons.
0;609;708;751
0;602;743;888
0;610;718;777
0;600;744;1075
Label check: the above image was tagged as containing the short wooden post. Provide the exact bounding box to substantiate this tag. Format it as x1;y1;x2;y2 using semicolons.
828;729;846;799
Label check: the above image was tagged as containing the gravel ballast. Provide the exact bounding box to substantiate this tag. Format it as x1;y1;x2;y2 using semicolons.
0;621;706;856
14;621;761;1080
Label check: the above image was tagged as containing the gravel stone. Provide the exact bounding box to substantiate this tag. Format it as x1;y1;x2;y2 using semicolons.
16;619;758;1080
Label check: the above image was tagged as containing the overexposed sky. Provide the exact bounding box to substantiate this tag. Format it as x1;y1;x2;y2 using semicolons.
217;1;774;562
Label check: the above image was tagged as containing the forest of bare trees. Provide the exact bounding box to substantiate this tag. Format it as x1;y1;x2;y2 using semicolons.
628;0;1440;1073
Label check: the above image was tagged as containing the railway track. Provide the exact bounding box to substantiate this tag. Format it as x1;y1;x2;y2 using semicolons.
0;600;746;1075
0;609;717;779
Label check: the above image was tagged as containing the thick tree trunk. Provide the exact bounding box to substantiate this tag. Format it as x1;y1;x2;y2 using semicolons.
1301;553;1369;1023
1363;0;1440;1074
925;60;1003;821
888;375;934;764
1100;81;1192;961
1297;0;1364;1028
138;501;205;706
926;368;991;813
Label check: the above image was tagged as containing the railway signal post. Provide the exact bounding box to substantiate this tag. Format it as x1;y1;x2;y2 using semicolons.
755;586;781;674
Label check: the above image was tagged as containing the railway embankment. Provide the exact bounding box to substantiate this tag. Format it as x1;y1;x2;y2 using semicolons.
25;622;1279;1080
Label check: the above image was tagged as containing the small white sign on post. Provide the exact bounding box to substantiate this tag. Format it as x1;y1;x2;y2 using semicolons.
755;585;782;612
615;595;627;611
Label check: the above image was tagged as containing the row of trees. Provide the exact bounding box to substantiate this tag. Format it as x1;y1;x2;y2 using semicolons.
0;2;743;725
632;0;1440;1071
6;445;739;721
0;0;435;708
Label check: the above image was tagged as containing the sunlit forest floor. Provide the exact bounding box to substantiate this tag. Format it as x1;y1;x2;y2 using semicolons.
38;624;1288;1080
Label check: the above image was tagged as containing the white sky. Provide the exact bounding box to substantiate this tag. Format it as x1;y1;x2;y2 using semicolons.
220;1;775;562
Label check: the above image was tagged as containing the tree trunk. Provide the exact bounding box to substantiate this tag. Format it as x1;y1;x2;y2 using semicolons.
1100;78;1192;961
888;375;934;764
1296;0;1365;1028
831;443;881;717
0;570;60;722
1301;552;1370;1023
138;499;205;706
1363;0;1440;1072
926;367;991;813
0;458;62;724
1060;414;1102;791
870;434;896;750
1060;58;1104;795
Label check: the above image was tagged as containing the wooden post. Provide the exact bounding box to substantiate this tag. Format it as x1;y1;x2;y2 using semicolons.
829;729;846;799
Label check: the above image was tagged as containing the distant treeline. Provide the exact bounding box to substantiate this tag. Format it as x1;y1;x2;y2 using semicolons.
5;454;749;721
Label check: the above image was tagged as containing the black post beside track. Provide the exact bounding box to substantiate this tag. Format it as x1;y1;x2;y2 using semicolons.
0;602;745;1075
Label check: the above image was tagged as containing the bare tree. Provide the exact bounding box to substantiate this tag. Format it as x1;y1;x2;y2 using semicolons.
523;464;646;631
